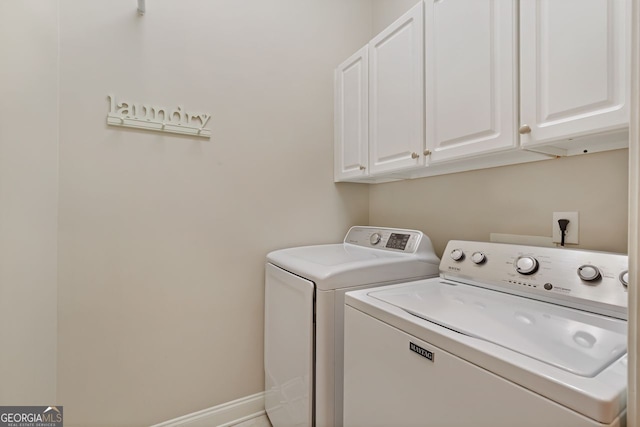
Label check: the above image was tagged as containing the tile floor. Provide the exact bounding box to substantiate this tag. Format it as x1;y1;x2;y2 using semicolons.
230;414;272;427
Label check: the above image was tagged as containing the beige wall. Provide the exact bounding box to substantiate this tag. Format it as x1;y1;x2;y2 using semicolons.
56;1;370;426
0;1;59;405
372;0;420;35
370;149;629;256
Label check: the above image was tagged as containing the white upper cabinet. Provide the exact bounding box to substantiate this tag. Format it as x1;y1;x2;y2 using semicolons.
334;47;369;181
333;0;629;183
369;2;425;175
425;0;517;164
519;0;630;154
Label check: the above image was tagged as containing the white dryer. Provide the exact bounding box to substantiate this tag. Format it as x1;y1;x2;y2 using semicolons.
264;226;440;427
344;240;628;427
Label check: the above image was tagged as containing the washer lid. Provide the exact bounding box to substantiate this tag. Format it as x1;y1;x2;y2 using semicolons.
267;244;438;291
369;280;627;377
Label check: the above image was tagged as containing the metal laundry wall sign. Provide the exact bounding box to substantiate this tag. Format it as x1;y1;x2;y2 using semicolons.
106;94;211;138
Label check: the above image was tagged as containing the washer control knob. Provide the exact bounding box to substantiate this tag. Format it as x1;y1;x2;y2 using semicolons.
620;271;629;287
471;252;486;265
578;265;601;282
515;256;539;275
370;233;382;246
450;249;465;262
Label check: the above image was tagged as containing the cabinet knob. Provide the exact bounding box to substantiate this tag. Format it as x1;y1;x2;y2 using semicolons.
359;165;366;171
519;124;532;134
423;149;432;156
411;152;419;159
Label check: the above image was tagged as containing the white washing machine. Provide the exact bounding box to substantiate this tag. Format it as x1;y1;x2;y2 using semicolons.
264;226;440;427
344;240;628;427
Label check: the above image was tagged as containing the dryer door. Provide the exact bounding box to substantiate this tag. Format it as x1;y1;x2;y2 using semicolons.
265;263;314;426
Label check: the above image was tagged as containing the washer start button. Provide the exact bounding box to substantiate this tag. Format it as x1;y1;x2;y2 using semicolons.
544;283;553;291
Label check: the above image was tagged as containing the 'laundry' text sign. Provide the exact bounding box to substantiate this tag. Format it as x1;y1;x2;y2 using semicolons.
106;94;212;138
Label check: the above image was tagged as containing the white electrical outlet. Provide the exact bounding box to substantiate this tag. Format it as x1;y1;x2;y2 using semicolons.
552;212;579;245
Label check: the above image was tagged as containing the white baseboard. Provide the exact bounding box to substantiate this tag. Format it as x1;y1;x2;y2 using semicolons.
150;392;266;427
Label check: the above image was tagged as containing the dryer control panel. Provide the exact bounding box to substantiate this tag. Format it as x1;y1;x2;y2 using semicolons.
441;240;629;319
344;227;424;253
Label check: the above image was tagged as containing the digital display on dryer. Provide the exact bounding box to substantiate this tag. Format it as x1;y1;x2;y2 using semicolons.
386;233;410;250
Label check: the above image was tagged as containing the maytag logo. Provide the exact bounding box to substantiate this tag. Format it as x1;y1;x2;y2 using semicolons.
448;266;461;271
409;342;434;362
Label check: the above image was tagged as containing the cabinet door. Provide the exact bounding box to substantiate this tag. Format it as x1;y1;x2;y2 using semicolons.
425;0;517;163
520;0;629;147
369;2;425;174
334;46;369;181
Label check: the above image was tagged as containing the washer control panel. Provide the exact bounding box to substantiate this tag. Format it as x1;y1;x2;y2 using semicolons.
344;226;424;253
442;240;629;319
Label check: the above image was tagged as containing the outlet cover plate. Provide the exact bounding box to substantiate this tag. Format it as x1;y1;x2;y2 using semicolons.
552;212;579;244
